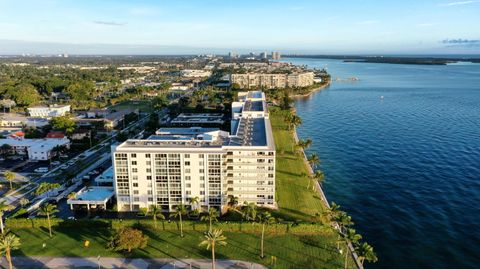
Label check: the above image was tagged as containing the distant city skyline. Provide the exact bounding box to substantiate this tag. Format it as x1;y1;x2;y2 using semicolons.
1;0;479;55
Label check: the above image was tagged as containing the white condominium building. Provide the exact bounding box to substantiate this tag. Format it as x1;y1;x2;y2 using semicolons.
27;104;71;118
230;72;314;89
112;91;275;212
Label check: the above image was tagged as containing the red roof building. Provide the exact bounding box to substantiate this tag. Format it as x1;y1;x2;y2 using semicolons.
46;131;66;139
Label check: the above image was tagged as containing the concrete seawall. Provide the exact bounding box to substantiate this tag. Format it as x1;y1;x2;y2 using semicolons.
293;128;364;269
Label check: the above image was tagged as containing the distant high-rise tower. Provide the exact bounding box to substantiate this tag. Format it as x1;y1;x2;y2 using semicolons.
271;51;281;60
260;52;267;59
228;52;238;59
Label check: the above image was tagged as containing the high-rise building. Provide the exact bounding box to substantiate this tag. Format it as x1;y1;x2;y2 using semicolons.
260;52;268;59
112;91;276;212
271;51;281;60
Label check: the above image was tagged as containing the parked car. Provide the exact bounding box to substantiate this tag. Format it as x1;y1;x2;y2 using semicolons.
51;161;61;166
34;167;49;173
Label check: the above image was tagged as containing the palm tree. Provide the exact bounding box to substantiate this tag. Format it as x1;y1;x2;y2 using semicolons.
169;203;187;237
67;192;76;199
0;233;21;269
199;229;227;269
241;202;258;222
149;205;165;229
0;201;13;234
290;115;302;130
19;198;29;207
38;203;58;238
227;196;238;208
201;207;219;232
337;233;350;269
336;212;354;233
345;228;362;245
307;153;320;169
257;211;276;258
323;202;341;223
355;242;378;265
189;196;200;211
296;138;313;152
4;171;15;190
310;170;325;190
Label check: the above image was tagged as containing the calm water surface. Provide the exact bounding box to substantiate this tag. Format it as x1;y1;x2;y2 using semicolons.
285;58;480;269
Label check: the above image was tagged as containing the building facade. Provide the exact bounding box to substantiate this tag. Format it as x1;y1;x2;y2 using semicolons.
230;72;314;89
112;91;275;212
27;105;71;118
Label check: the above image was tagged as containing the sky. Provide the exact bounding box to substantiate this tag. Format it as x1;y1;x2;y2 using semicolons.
0;0;479;55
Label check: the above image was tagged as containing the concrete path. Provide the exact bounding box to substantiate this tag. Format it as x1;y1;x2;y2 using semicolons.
1;257;268;269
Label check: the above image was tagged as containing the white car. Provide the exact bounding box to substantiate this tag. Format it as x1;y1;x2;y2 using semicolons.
34;167;49;173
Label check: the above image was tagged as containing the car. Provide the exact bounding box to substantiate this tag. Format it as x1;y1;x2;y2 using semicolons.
67;216;76;220
34;167;49;173
51;161;61;166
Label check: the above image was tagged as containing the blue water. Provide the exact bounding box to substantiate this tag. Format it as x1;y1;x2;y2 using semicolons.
285;58;480;269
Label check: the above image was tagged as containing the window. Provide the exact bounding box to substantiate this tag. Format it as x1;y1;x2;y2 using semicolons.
185;169;190;173
185;161;190;166
133;190;139;194
147;176;152;180
131;161;137;165
146;168;152;173
186;191;191;195
145;154;151;158
132;168;138;173
133;183;138;187
200;169;204;173
200;191;205;195
185;176;191;181
133;197;140;202
184;154;190;158
146;161;151;165
148;197;153;202
131;154;137;158
147;190;152;195
186;183;191;188
132;175;138;181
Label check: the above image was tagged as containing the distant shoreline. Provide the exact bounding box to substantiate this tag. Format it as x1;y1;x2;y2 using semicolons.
285;55;480;65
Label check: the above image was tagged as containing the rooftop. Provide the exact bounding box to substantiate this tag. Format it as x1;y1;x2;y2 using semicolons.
67;187;115;205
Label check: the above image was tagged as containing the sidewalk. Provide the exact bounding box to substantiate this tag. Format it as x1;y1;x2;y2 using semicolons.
1;257;268;269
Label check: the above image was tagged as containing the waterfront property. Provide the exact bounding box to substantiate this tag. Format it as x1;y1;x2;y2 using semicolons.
230;72;314;89
112;91;275;212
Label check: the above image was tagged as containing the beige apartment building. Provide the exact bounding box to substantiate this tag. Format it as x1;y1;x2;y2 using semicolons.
112;91;275;212
230;72;314;89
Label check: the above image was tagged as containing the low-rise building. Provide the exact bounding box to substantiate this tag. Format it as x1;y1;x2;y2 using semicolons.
0;114;49;129
27;105;70;118
170;113;225;127
180;69;212;78
0;136;70;161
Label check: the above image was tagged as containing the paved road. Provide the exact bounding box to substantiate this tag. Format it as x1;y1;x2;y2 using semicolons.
1;257;267;269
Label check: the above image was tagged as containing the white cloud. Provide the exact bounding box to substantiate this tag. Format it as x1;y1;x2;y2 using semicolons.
439;1;480;6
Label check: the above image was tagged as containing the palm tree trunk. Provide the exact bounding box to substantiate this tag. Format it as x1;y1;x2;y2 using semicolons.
6;248;12;269
0;213;4;234
209;218;212;232
344;246;348;269
261;223;266;258
153;215;157;229
179;214;183;237
211;244;216;269
9;180;12;190
47;213;52;238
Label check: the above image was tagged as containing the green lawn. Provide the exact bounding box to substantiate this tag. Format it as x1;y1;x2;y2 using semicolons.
12;222;349;269
270;108;329;222
109;100;153;113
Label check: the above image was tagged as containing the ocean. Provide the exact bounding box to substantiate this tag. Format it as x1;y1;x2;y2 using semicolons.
284;58;480;269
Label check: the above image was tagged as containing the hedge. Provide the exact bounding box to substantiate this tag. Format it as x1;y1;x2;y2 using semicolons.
6;218;334;236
